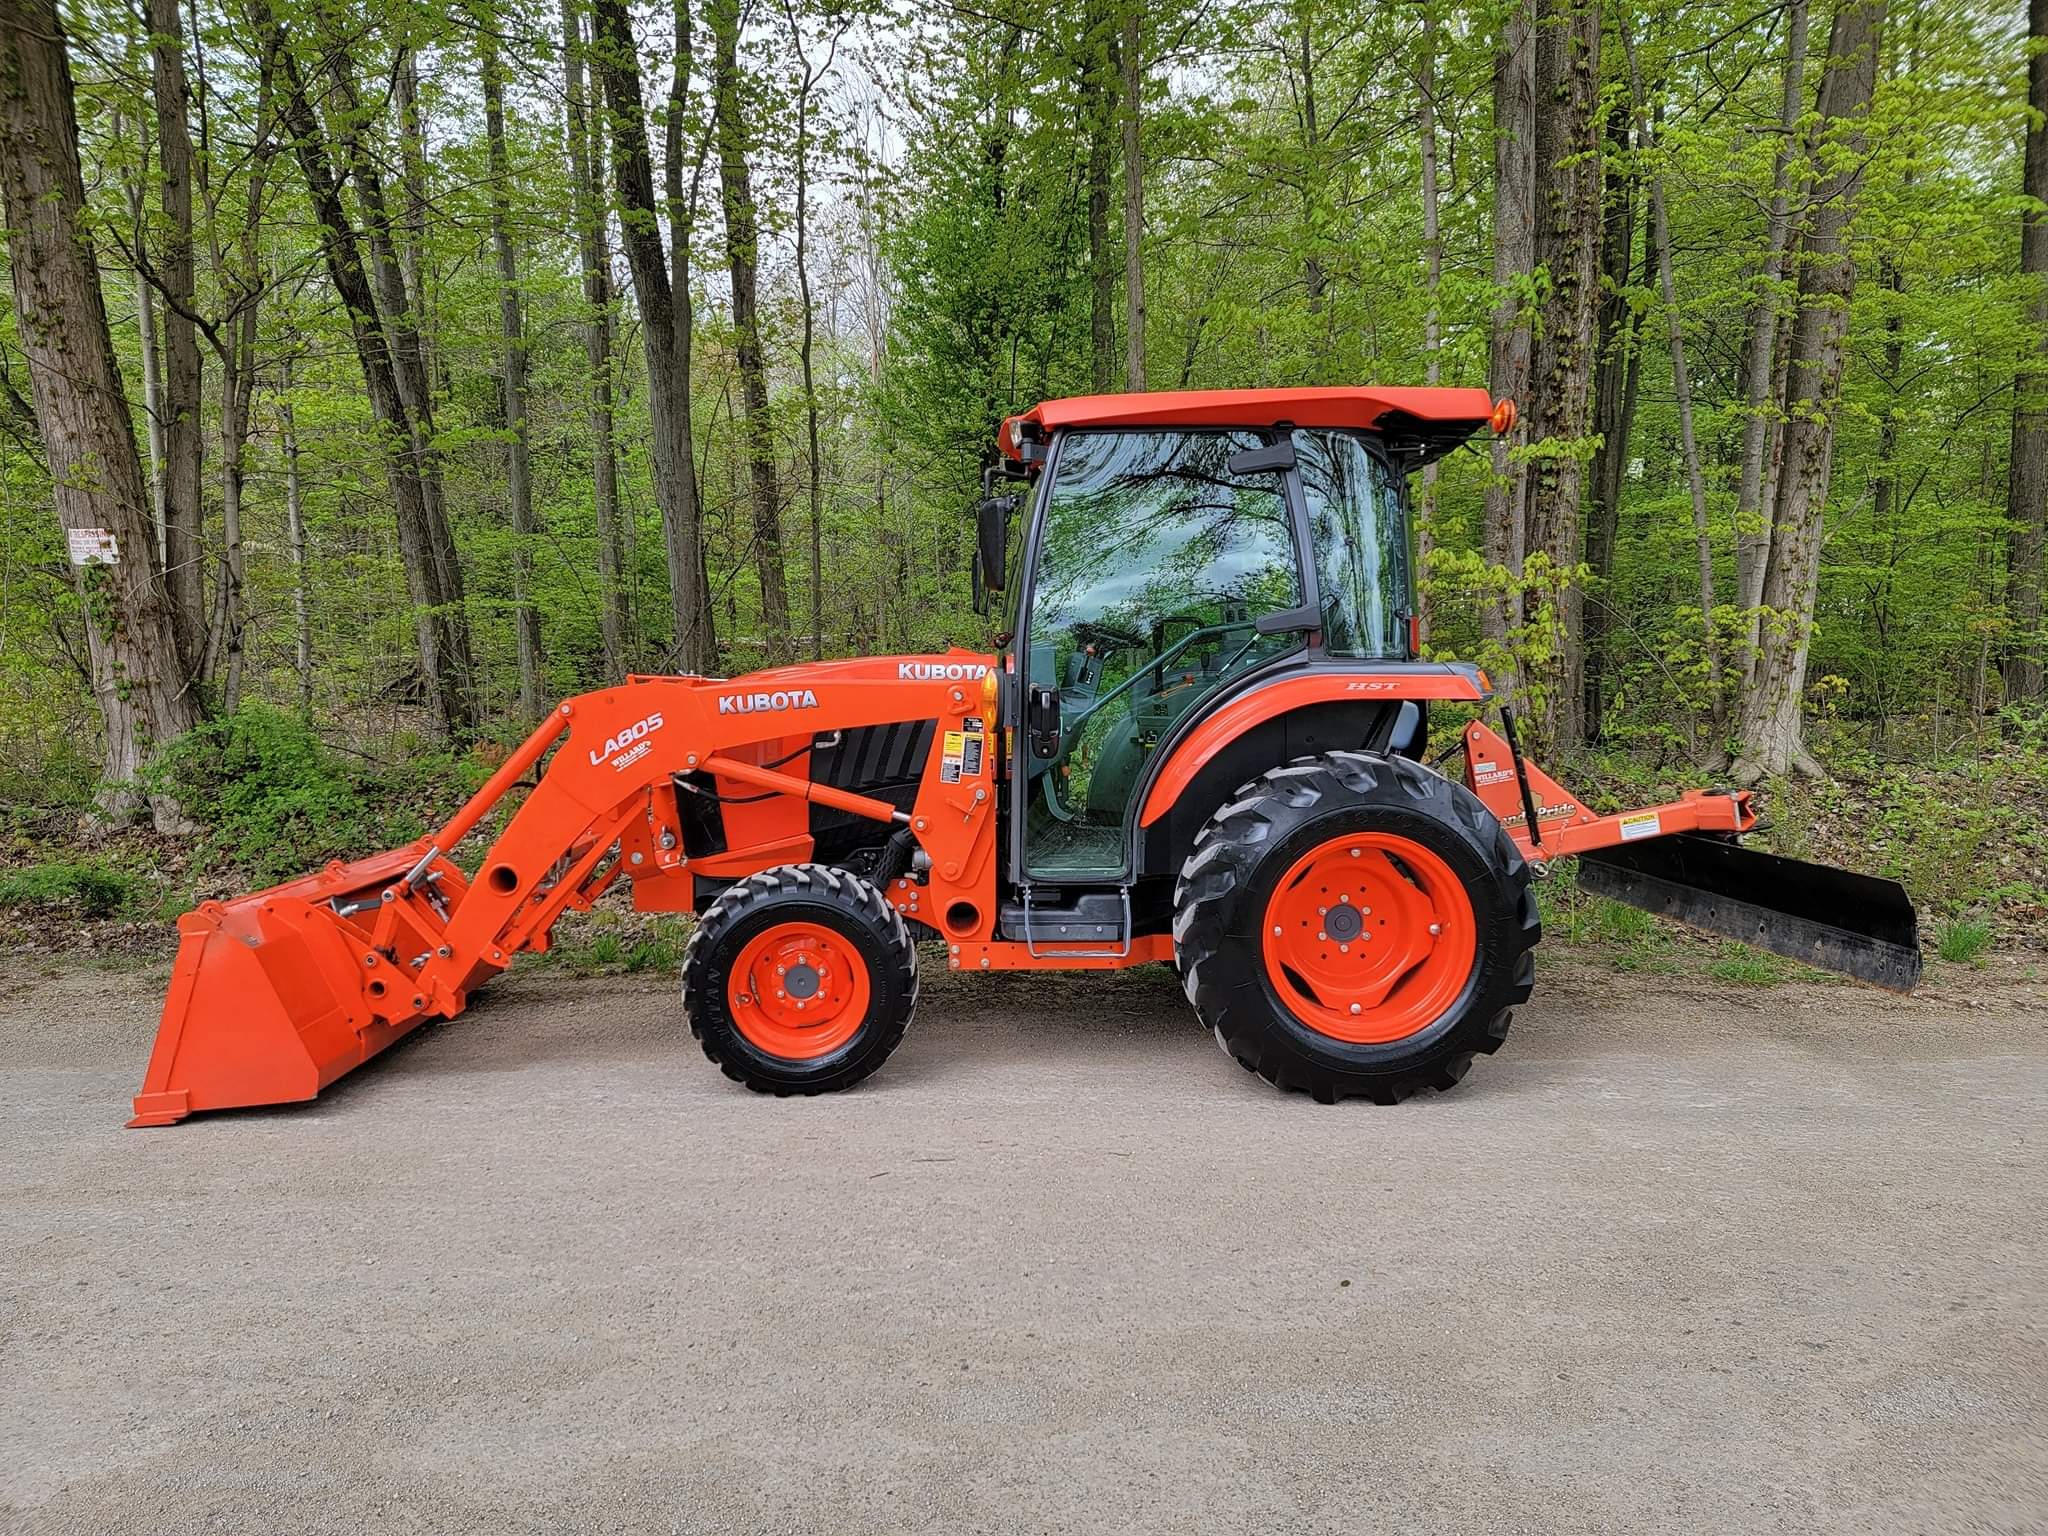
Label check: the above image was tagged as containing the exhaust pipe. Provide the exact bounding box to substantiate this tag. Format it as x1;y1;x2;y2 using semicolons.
1576;833;1922;992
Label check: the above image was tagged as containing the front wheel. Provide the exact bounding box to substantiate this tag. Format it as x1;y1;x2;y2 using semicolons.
684;864;917;1095
1173;751;1539;1104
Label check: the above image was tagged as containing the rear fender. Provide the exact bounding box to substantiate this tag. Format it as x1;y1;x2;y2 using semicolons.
1132;666;1488;876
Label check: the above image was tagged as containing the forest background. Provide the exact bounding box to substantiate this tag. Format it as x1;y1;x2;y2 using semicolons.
1;0;2044;968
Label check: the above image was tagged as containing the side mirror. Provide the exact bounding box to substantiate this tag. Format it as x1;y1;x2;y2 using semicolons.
976;492;1016;595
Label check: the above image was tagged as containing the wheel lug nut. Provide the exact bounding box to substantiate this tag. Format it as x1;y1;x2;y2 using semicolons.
1350;849;1361;858
1318;906;1327;915
1428;923;1442;936
1339;944;1349;954
1318;931;1328;941
1272;926;1283;936
1349;1003;1362;1015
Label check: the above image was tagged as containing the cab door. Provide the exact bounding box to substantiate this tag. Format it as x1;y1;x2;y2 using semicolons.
1014;428;1309;880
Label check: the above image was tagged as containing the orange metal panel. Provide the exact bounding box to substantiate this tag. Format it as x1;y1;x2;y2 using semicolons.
1137;671;1486;828
1460;720;1756;860
998;386;1497;459
946;934;1175;971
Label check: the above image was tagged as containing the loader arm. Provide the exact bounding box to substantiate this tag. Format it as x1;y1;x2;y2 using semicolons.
130;656;1005;1126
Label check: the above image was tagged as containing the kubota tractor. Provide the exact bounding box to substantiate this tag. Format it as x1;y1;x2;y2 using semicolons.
129;387;1921;1124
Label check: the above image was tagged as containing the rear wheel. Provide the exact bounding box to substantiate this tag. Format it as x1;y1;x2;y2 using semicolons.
1173;751;1538;1103
684;864;916;1095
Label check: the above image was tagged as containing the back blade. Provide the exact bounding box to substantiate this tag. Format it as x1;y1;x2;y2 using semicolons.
1576;833;1922;992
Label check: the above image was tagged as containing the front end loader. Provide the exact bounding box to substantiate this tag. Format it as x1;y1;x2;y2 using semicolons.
130;386;1920;1124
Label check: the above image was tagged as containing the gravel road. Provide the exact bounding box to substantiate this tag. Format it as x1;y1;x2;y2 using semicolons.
3;950;2044;1535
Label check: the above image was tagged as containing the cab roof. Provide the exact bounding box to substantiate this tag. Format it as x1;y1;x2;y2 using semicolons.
997;386;1506;461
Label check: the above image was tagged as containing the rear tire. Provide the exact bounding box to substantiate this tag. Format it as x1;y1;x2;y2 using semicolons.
684;864;916;1095
1173;751;1539;1104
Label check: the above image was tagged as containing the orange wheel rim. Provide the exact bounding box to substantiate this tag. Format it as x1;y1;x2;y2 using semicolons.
1261;832;1478;1044
727;922;871;1061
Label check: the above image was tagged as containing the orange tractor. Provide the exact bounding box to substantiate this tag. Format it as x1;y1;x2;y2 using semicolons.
130;388;1920;1124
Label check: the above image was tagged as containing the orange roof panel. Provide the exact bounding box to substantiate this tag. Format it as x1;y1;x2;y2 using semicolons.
997;386;1499;459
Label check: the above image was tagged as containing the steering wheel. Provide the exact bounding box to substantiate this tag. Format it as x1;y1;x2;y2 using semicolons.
1070;619;1146;653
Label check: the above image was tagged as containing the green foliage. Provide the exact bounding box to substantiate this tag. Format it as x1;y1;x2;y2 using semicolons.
1708;945;1786;987
0;860;144;920
150;705;474;885
1935;915;1995;965
553;917;691;976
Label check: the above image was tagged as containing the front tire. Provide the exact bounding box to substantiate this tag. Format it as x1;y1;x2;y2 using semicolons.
1173;752;1539;1104
684;864;917;1095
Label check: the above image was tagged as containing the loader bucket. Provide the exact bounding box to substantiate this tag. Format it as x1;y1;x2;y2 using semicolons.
128;844;469;1127
1576;833;1922;992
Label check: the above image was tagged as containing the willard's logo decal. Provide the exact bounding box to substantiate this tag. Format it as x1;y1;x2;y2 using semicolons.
898;661;989;681
592;712;663;769
717;688;820;715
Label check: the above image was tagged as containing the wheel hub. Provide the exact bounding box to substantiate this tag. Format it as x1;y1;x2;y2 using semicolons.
1261;832;1478;1044
727;923;870;1060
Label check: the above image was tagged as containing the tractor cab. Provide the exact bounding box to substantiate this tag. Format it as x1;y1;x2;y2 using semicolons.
980;388;1501;889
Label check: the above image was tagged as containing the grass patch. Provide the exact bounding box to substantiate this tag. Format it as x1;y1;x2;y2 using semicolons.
553;917;691;976
1934;914;1994;966
1709;943;1786;987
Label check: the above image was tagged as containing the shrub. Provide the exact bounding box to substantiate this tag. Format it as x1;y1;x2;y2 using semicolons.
151;704;472;885
0;860;142;920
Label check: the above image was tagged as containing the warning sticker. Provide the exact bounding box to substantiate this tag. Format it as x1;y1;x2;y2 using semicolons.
943;730;966;758
67;528;119;565
962;736;984;775
965;717;985;735
1618;811;1662;842
940;729;965;784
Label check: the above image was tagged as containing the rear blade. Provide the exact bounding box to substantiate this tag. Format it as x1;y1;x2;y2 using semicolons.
1576;833;1922;992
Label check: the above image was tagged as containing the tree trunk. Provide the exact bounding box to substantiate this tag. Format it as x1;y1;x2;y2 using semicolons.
782;4;845;660
1581;100;1641;740
662;0;716;672
1733;0;1886;781
561;0;631;678
1416;1;1441;648
711;0;789;651
146;0;207;680
394;49;432;397
1623;29;1722;716
1;0;201;827
280;357;312;717
1121;1;1146;391
1522;0;1603;754
1083;3;1117;391
1485;0;1536;653
272;32;474;736
1734;0;1810;661
2003;0;2048;702
117;110;168;565
596;0;717;673
202;50;274;718
482;24;544;721
315;33;475;722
